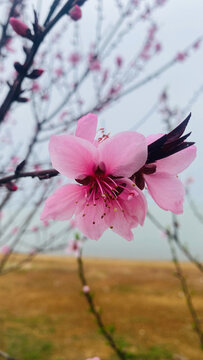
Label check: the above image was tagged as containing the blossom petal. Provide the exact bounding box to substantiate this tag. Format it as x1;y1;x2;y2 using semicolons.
104;182;147;241
75;199;108;240
99;131;147;177
144;172;185;214
105;206;135;241
41;184;85;221
146;133;163;145
49;134;98;179
155;145;196;174
75;113;98;143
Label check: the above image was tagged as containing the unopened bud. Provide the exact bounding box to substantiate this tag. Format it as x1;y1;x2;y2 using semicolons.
83;285;90;293
69;5;82;21
27;69;44;79
116;56;123;67
14;62;24;74
17;97;30;103
9;17;31;38
6;182;18;191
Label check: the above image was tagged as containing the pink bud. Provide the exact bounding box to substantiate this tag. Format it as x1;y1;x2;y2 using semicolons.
155;43;162;52
6;182;18;191
176;52;187;62
68;52;81;65
193;40;201;50
69;5;82;21
9;17;29;37
116;56;123;67
83;285;90;293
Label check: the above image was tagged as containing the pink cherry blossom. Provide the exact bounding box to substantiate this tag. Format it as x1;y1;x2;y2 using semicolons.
41;113;148;241
143;142;196;214
1;245;11;255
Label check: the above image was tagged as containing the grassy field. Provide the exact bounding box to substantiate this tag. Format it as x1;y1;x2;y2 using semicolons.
0;256;203;360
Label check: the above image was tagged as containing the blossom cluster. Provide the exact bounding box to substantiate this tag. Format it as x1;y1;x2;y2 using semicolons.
41;114;196;241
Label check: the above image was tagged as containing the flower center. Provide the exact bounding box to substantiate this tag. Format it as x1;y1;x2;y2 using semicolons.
75;166;137;224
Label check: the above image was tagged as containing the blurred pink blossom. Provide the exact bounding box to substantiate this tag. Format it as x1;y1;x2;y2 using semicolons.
68;52;81;65
66;239;81;257
88;53;101;71
1;245;11;255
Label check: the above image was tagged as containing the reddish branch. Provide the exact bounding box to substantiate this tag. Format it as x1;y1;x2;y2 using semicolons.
0;168;59;185
0;0;88;124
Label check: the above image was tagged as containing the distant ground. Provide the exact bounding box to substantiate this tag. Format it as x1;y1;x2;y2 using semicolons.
0;256;203;360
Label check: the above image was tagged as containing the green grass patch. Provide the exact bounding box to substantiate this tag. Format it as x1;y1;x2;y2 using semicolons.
5;328;53;360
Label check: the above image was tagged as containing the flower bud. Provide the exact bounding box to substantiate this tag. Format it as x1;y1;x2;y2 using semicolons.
9;17;31;38
27;69;44;79
14;62;24;74
83;285;90;293
6;182;18;191
17;97;30;103
69;5;82;21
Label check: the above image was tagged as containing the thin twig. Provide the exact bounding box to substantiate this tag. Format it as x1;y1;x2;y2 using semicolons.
77;251;127;360
147;211;203;273
0;168;58;185
168;216;203;349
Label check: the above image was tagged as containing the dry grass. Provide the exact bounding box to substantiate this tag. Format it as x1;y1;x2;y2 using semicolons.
0;255;203;360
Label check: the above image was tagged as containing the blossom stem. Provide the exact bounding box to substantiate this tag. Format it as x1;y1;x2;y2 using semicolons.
77;251;127;360
0;168;59;186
